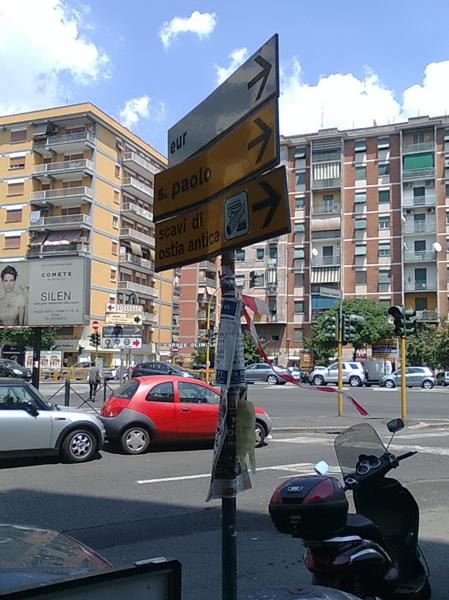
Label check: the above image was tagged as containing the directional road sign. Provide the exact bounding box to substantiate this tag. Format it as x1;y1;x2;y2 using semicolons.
155;165;289;271
102;325;143;337
168;34;278;167
105;303;143;313
154;99;278;222
105;312;143;325
102;337;143;349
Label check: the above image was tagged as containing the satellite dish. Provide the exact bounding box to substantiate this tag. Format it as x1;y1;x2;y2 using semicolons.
433;242;442;253
311;248;319;257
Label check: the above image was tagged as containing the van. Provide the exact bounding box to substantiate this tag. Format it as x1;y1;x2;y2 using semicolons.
364;359;393;386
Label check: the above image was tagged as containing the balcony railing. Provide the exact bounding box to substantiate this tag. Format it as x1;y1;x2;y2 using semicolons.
198;276;216;287
416;309;439;322
142;311;156;323
119;253;154;271
121;202;153;223
30;214;91;228
312;254;341;266
402;167;435;180
403;221;436;234
122;152;159;176
122;177;153;199
34;131;95;148
402;194;436;208
31;186;93;203
402;141;434;154
403;250;436;262
312;204;341;216
27;242;89;258
117;280;157;298
119;227;154;246
404;281;434;291
312;177;341;190
33;159;93;176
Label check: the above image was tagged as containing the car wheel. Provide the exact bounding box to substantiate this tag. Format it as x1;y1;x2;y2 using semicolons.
120;426;151;455
61;429;97;463
312;374;325;386
349;375;362;387
422;380;434;390
267;374;278;385
384;379;395;389
255;421;267;448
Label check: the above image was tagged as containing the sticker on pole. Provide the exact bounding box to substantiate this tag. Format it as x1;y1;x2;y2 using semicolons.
224;192;249;240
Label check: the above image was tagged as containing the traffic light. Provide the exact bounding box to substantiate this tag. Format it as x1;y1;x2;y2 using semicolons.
208;329;216;345
388;305;405;337
343;314;364;344
405;309;417;336
90;332;100;347
322;314;338;340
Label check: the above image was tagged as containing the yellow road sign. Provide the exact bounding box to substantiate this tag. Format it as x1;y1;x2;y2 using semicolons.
154;99;279;222
155;166;289;271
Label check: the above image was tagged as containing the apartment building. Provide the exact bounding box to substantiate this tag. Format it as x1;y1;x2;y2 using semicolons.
235;115;449;365
0;102;177;366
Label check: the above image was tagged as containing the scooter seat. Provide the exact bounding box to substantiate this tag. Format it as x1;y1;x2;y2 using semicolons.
345;513;384;545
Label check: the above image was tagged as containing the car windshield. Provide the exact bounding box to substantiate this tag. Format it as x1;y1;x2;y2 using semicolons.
334;423;386;476
0;359;23;369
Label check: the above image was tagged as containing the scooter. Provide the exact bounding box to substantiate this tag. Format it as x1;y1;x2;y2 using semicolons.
269;419;430;599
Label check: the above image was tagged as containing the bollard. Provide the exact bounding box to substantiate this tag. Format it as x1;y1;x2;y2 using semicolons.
64;378;70;406
103;380;107;404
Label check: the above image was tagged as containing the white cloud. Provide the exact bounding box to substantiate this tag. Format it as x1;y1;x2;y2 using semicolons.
160;10;216;49
215;48;248;84
0;0;110;115
119;96;150;129
402;61;449;118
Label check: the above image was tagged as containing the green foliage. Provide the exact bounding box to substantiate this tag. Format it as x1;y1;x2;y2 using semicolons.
191;346;207;367
0;327;59;350
243;330;265;365
406;324;436;366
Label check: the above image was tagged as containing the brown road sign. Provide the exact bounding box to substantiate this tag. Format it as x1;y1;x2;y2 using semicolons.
155;165;289;271
154;99;279;222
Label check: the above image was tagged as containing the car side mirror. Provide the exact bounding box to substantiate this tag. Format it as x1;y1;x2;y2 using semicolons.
387;418;404;433
24;401;39;417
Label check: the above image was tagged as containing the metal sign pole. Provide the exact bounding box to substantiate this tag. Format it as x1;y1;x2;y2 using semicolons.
31;328;42;389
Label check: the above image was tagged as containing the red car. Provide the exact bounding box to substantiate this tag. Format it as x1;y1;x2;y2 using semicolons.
100;376;272;454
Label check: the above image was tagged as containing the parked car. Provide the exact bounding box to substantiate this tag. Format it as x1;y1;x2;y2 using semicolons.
309;362;365;387
0;358;31;381
0;524;110;595
0;379;105;462
364;359;393;386
381;366;435;389
245;363;288;385
100;375;272;454
132;361;196;379
436;371;449;386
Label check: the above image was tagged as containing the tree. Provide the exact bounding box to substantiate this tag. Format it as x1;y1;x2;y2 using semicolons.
406;324;436;367
191;346;207;367
0;327;59;350
242;330;265;365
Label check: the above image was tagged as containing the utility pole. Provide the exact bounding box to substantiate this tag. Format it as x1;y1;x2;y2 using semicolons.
31;328;42;389
337;308;344;417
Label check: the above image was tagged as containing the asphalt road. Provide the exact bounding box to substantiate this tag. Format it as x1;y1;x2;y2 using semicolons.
2;381;449;599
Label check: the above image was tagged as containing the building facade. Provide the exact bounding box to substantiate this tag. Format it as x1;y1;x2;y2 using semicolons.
0;102;176;366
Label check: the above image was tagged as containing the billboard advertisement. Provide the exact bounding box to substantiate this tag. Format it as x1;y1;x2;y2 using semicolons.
25;350;62;370
0;258;88;327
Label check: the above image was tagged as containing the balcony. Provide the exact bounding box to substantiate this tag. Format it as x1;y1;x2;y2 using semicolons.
32;159;94;180
30;186;93;207
312;203;341;216
119;253;154;272
122;177;153;202
404;281;436;291
402;141;434;154
198;276;216;287
312;254;341;266
403;250;436;262
121;202;153;226
34;131;95;154
122;152;159;178
199;260;216;271
142;311;156;324
173;286;181;297
29;214;91;230
403;221;436;235
120;227;154;248
416;309;439;322
402;194;436;208
312;177;341;190
27;242;89;258
117;280;157;299
402;167;435;180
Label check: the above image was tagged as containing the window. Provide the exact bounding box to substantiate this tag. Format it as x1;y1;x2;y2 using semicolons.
414;186;425;198
4;235;20;249
323;194;333;211
415;298;427;311
354;140;366;152
110;267;117;282
379;270;390;284
293;328;304;342
294;272;304;287
0;385;37;410
379;189;390;203
7;182;24;196
446;184;449;198
296;171;305;188
294;222;305;234
355;166;366;180
146;382;174;402
379;243;390;257
313;230;340;239
403;153;434;171
378;137;390;149
112;216;119;229
295;196;305;209
113;190;120;204
9;156;25;169
446;212;449;226
254;273;264;287
10;129;26;143
294;300;304;314
294;247;305;259
115;380;140;399
5;208;22;223
379;216;390;229
269;246;277;259
378;163;390;176
256;248;264;260
235;249;245;261
356;270;367;284
114;164;121;178
414;240;426;252
111;241;118;255
354;192;366;204
235;275;245;288
355;219;367;230
295;147;306;159
379;298;391;306
355;245;367;256
178;381;219;404
271;335;280;341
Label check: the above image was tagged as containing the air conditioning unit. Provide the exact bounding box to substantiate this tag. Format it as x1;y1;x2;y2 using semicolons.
406;209;412;214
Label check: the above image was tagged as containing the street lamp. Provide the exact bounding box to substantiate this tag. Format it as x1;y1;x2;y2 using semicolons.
205;287;219;383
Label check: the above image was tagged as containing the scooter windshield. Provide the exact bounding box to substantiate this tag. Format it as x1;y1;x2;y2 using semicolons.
334;423;386;475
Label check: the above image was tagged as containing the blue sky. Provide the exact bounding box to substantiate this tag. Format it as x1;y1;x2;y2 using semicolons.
3;1;449;155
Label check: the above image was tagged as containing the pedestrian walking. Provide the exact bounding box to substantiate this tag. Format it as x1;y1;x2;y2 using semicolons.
88;363;101;401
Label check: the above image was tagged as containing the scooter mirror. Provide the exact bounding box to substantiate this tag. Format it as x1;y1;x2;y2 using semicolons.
314;460;330;475
387;418;404;433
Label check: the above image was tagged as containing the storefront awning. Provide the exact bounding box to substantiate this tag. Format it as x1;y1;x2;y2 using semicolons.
310;267;340;284
29;231;47;245
44;230;82;245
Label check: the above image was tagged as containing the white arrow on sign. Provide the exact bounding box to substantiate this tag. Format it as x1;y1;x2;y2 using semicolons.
167;34;278;167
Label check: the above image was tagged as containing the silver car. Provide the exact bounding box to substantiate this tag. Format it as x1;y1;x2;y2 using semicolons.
309;361;365;387
381;367;435;389
245;363;288;385
0;379;105;462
